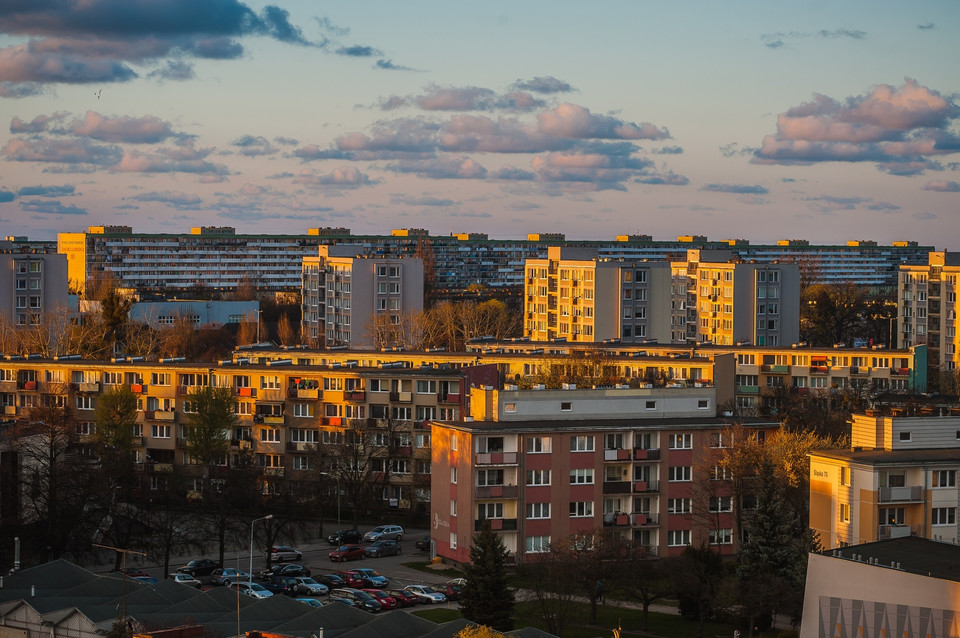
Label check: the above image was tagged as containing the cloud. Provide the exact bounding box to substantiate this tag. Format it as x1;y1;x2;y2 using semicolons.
801;195;868;212
131;190;203;209
754;79;959;174
408;84;545;112
390;195;456;207
491;165;536;181
512;76;575;94
10;113;66;133
912;211;936;220
818;29;867;39
0;1;314;87
439;115;569;153
18;199;87;215
18;185;75;197
0;190;15;203
923;180;960;192
292;166;375;188
634;171;689;186
384;156;487;180
652;146;683;155
0;81;44;98
231;135;279;156
761;28;868;47
530;148;655;191
917;22;935;30
147;60;195;81
337;45;382;57
71;111;181;144
538;103;670;140
2;137;123;165
701;183;769;194
375;59;415;71
112;148;228;174
273;136;299;146
865;202;901;211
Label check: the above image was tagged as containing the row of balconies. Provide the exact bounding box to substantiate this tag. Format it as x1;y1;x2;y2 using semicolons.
602;512;659;527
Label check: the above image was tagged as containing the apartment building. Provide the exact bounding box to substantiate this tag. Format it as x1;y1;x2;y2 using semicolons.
429;385;779;564
56;225;931;295
898;251;960;387
0;242;69;328
0;355;497;523
301;246;424;349
809;411;960;550
523;247;673;343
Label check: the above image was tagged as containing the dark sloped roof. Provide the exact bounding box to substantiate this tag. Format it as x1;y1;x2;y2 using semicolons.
417;619;476;638
2;559;100;591
335;611;436;638
819;536;960;583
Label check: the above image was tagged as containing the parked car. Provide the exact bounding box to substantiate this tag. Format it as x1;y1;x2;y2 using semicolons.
118;567;152;579
258;563;311;580
263;575;299;595
329;588;382;612
403;584;447;604
315;573;347;588
362;589;398;610
329;544;365;562
210;568;251;586
336;570;365;588
169;573;202;587
268;545;303;562
352;568;388;588
231;582;274;599
435;581;463;601
328;596;358;608
327;528;363;545
289;576;329;596
363;525;404;542
296;598;325;607
414;535;431;551
385;588;419;607
364;540;401;558
177;558;221;577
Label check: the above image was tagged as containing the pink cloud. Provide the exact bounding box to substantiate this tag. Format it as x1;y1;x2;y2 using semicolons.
71;111;177;143
537;103;670;140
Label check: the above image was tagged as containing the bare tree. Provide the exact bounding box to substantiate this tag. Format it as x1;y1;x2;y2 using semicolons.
276;312;297;346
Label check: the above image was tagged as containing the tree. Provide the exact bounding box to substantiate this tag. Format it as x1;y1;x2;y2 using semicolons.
460;521;514;631
100;287;133;351
518;542;579;638
183;385;236;469
93;385;140;494
276;312;297;346
454;627;506;638
673;544;725;637
616;555;674;631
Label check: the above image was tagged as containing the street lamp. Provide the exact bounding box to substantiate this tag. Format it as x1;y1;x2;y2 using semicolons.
249;514;273;584
320;472;341;527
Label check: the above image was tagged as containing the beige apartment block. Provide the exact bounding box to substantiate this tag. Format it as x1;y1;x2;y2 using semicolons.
809;411;960;550
0;244;69;329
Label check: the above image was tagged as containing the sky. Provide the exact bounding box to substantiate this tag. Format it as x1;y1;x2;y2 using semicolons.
0;1;958;248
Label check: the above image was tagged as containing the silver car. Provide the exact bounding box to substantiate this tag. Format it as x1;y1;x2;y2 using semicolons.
363;525;404;542
290;576;329;596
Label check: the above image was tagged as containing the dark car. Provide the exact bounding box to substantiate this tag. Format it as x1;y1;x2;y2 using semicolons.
436;581;463;601
327;528;363;545
386;588;419;607
315;573;347;588
329;544;365;562
258;563;311;580
177;558;221;577
336;570;365;588
414;535;431;551
118;567;152;579
364;539;401;558
263;575;300;595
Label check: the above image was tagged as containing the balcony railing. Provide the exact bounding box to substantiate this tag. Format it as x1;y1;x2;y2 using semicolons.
235;387;256;397
147;410;176;421
264;467;285;477
632;480;659;493
345;390;366;401
438;393;460;404
878;523;920;540
632;512;658;526
294;388;321;399
475;452;518;465
475;518;518;531
604;449;632;461
602;513;631;527
602;481;631;494
878;486;923;503
632;448;660;461
73;382;102;393
475;485;518;499
263;415;284;425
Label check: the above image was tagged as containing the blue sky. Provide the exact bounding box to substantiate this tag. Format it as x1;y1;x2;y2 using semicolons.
0;1;958;248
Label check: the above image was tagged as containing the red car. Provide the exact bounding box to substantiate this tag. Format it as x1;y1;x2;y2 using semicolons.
435;582;463;601
386;588;419;607
363;589;398;610
336;570;365;588
329;544;365;562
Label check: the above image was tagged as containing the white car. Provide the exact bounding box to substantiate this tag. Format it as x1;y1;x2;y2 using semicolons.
169;573;201;587
231;582;274;599
403;584;447;604
290;576;329;596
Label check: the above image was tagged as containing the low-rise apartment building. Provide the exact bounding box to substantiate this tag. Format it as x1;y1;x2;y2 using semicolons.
809;410;960;550
429;384;779;564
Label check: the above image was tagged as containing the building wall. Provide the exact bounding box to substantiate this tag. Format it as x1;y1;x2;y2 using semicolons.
0;252;69;329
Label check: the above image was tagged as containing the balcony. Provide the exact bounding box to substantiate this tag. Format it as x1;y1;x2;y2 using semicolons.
438;393;460;404
809;366;829;375
475;518;518;532
129;384;146;393
475;452;518;465
175;437;187;449
18;380;39;391
878;485;923;503
602;481;631;494
475;485;518;499
345;391;366;402
323;416;343;426
632;448;660;461
603;513;631;527
389;391;413;403
3;406;17;415
632;480;659;493
878;524;920;540
737;385;760;395
632;513;658;526
294;388;321;400
604;449;632;461
263;415;285;425
264;467;285;477
891;368;910;377
151;463;174;473
235;387;256;397
146;410;176;422
761;365;789;374
286;441;314;452
73;382;101;393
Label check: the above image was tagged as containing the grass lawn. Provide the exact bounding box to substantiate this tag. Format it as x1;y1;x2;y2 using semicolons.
400;560;466;579
413;598;744;638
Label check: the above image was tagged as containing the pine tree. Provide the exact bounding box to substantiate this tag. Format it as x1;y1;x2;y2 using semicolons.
460;521;514;631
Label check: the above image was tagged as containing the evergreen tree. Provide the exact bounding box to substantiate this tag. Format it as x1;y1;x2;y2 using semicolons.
460;521;515;631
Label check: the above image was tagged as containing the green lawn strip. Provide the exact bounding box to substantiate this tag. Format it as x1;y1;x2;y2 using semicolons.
400;561;466;579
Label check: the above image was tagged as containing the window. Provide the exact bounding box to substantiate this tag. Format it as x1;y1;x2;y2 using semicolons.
293;403;313;417
712;465;731;481
667;530;691;547
76;422;94;436
369;379;388;392
525;536;550;553
932;507;956;525
709;496;732;512
709;529;733;545
668;433;692;449
668;498;691;514
569;501;594;517
839;503;850;523
293;456;312;470
477;469;504;486
570;468;595;484
645;400;657;410
880;507;904;525
450;500;457;516
415;432;431;448
526;469;551;486
449;533;457;550
840;467;851;486
76;396;95;410
570;435;594;452
260;428;280;443
450;467;457;484
709;432;727;448
526;436;550;453
560;401;572;411
933;470;956;488
504;403;517;413
899;431;911;442
478;436;504;453
668;466;691;482
152;424;171;438
478;503;504;519
416;379;437;394
451;434;457;450
526;503;550;519
290;428;318;443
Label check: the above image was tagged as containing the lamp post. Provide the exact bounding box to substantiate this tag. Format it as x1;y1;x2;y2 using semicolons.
320;472;341;527
249;514;272;584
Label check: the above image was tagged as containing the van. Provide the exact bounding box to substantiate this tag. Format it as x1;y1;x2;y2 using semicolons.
330;587;382;612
